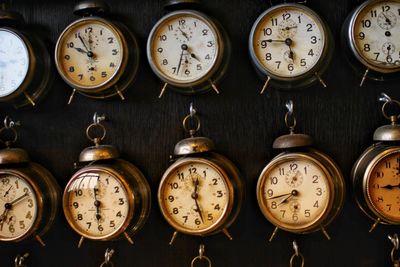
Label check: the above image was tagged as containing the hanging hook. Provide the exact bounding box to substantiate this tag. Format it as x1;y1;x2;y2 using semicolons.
100;248;115;267
4;116;21;129
191;244;212;267
289;241;304;267
183;103;201;137
14;253;29;267
284;100;296;133
389;234;400;265
379;92;392;103
378;93;400;122
286;100;294;115
93;112;106;125
189;102;196;118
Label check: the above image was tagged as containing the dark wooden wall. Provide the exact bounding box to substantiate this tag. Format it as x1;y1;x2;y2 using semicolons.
0;0;399;266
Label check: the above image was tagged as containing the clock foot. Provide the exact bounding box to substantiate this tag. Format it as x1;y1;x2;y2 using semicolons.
209;80;220;94
24;92;36;107
368;218;381;233
260;76;271;95
68;89;77;105
78;236;85;248
315;72;327;88
115;86;125;100
35;235;46;247
159;83;168;98
124;231;134;244
222;228;233;240
268;226;279;242
169;230;178;245
359;68;369;87
320;226;331;240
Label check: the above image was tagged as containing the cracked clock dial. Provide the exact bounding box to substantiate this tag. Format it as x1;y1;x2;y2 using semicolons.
63;171;130;239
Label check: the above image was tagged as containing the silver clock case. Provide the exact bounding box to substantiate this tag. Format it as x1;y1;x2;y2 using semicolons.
342;0;400;81
248;3;334;89
55;16;140;100
146;9;231;94
0;26;52;109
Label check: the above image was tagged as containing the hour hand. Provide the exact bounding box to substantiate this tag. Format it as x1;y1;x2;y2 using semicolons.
74;47;88;54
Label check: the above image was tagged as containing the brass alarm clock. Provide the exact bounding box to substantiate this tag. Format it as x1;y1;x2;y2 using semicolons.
63;113;151;247
256;101;345;241
0;8;52;108
352;93;400;232
158;104;243;244
342;0;400;86
55;0;139;103
0;116;60;246
249;2;333;93
147;0;230;97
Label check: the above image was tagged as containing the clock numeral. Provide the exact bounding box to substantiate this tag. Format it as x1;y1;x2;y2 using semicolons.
112;49;118;55
98;225;103;231
162;59;168;65
304;209;311;217
77;214;83;221
398;9;400;16
214;204;221;210
188;167;197;174
270;176;278;185
313;200;319;208
193;21;197;27
300;58;306;67
363;44;370;52
288;63;294;71
370;10;377;17
78;74;83;80
262;28;272;36
312;175;319;183
9;224;14;233
280;210;285;218
178;19;186;25
377;196;384;202
298;16;302;24
290;163;298;171
385;161;391;168
207;214;213;221
202;29;208;36
275;61;281;69
271;201;277;209
386;204;392;211
306;23;313;32
118;198;125;205
109;63;116;68
216;190;223;198
382;5;390;12
108;37;114;44
64;55;70;60
19;221;25;230
205;54;211;60
1;178;9;185
72;202;79;209
212;178;218;185
169;182;179;190
310;36;317;44
271;18;278;26
267;189;273;197
261;40;268;49
86;222;91;229
27;199;33;208
116;211;122;217
358;32;365;40
168;25;173;31
265;53;272;61
114;186;120;193
376;171;384;178
278;167;284;175
69;66;75;72
159;35;167;41
292;213;298;221
308;49;314;56
23;188;29;194
195;218;201;225
109;220;115;228
25;211;32;220
101;72;107;78
177;172;184;180
173;207;179;214
197;64;202;70
185;69;190;76
182;216;188;223
90;76;96;81
168;195;174;202
84;27;93;33
316;187;322;196
282;13;291;20
66;42;74;48
207;41;214;47
361;19;371;28
157;47;163;53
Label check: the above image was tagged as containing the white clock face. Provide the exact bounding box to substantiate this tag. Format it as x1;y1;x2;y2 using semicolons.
352;1;400;71
159;160;230;234
64;171;130;239
251;5;326;78
257;157;331;231
0;29;29;97
56;19;124;89
148;11;220;85
0;174;37;240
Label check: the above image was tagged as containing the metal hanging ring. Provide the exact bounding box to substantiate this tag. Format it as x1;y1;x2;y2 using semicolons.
0;126;18;146
100;261;114;267
191;255;212;267
389;234;400;263
183;114;201;135
289;253;305;267
100;249;114;267
381;100;400;120
285;112;297;131
86;123;106;144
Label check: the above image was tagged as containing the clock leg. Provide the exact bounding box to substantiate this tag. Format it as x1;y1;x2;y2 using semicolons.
124;231;134;244
23;92;36;106
169;230;179;245
315;72;327;88
68;89;77;105
35;235;45;247
222;228;233;240
320;226;331;240
78;236;85;248
368;218;381;233
260;76;271;95
159;83;168;98
359;68;369;87
268;226;279;242
208;80;220;94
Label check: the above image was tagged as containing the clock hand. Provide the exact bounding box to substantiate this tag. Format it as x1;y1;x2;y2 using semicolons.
266;192;293;200
3;186;13;197
282;26;298;31
265;39;286;43
9;192;29;205
176;44;188;75
278;190;298;206
78;34;94;58
382;12;392;25
0;192;28;229
381;183;400;189
191;178;204;224
93;186;101;223
74;47;88;54
178;27;190;41
78;34;90;52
